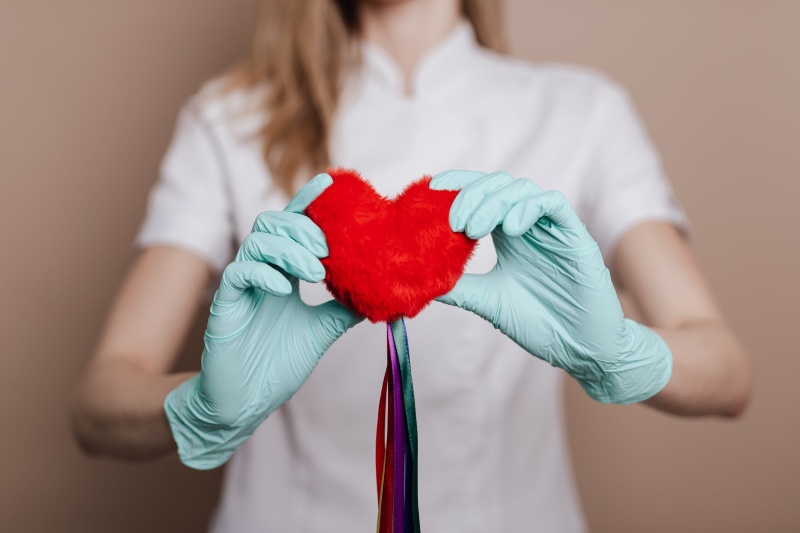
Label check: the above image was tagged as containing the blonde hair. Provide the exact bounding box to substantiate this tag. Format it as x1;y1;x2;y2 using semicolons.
227;0;507;196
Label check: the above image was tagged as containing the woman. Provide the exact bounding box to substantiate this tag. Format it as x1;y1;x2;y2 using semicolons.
71;0;752;531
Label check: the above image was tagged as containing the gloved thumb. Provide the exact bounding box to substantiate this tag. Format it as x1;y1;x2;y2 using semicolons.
435;273;493;316
309;299;365;349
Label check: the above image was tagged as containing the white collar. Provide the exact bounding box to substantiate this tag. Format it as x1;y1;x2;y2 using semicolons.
358;19;481;98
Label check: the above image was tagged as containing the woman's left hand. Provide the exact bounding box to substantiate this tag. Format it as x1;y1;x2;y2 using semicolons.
430;170;673;404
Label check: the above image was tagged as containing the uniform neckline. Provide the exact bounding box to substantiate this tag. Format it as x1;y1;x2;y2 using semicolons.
359;19;481;99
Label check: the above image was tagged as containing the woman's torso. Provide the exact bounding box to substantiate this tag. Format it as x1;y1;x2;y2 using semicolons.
198;21;638;533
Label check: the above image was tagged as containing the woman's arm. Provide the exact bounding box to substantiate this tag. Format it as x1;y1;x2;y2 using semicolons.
613;222;753;417
72;175;363;469
431;170;751;410
70;246;211;460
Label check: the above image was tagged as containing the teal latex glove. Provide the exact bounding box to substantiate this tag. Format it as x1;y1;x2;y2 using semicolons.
430;170;672;404
164;173;363;469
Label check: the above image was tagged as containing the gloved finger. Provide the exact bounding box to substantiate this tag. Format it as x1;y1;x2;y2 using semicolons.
250;211;328;258
215;261;292;304
429;169;489;190
308;299;365;350
463;178;540;239
447;172;518;232
284;173;333;213
235;233;326;283
502;190;583;236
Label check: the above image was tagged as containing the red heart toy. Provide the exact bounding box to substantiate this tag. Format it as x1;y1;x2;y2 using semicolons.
305;168;477;323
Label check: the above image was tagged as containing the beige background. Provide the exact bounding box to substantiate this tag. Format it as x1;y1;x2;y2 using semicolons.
1;1;798;531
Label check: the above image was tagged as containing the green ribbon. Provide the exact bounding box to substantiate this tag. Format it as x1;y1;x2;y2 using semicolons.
392;318;420;532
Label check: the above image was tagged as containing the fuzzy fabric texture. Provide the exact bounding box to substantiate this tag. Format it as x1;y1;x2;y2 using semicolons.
305;168;477;323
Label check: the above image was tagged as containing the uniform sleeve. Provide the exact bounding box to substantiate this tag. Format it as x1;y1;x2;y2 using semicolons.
133;98;235;274
582;83;689;262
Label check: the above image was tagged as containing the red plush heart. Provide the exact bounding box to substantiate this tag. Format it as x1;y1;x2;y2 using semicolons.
305;168;477;323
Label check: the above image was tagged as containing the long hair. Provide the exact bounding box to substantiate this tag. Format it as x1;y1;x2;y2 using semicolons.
225;0;507;196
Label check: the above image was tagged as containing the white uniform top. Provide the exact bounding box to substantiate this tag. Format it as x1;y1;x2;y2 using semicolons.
136;20;687;533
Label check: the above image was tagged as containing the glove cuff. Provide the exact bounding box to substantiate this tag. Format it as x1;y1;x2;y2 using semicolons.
578;319;673;405
163;375;248;470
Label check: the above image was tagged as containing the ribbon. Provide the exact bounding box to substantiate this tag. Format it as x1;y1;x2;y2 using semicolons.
376;318;420;532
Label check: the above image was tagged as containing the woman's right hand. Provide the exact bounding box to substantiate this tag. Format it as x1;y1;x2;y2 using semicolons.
164;173;363;470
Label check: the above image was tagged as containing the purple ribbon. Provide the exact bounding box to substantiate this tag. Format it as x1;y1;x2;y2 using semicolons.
388;323;406;533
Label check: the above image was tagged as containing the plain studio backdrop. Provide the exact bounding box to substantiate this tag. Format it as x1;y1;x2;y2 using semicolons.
1;1;798;531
